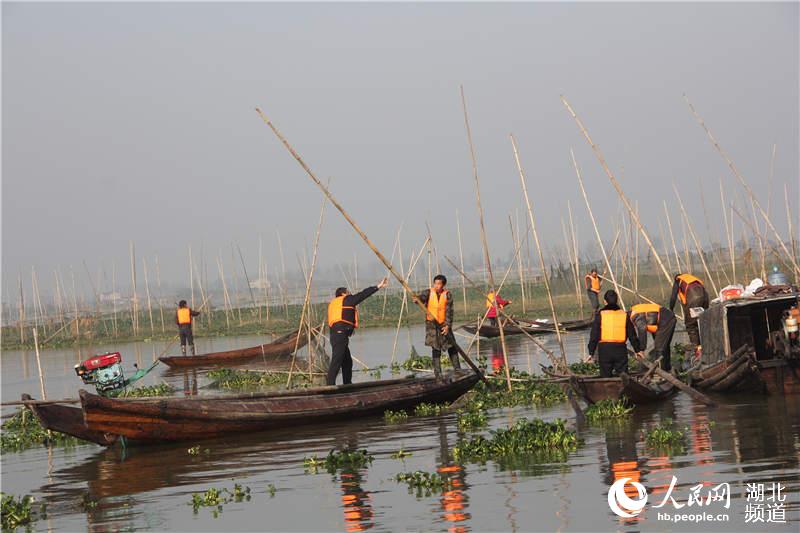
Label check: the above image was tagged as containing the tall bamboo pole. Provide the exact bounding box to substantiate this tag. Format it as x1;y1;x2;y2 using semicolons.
70;268;80;340
673;184;719;295
155;255;165;333
111;263;118;336
684;95;800;276
276;230;289;319
456;210;468;315
391;241;429;364
510;216;527;313
216;256;232;330
236;244;259;313
571;149;625;309
511;134;567;367
785;184;798;285
567;201;583;319
460;87;512;389
719;177;735;283
33;329;47;401
142;257;155;334
562;96;673;285
664;201;682;273
255;106;487;383
750;198;767;279
382;223;403;320
129;241;138;335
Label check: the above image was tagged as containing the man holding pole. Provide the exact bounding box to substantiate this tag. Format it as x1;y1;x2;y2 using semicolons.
327;277;388;385
176;300;201;356
629;303;677;372
587;291;643;377
414;275;462;379
669;273;709;355
585;268;602;313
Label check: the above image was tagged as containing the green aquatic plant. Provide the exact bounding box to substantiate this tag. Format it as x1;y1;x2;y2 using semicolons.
187;445;210;456
266;484;276;497
189;484;251;517
469;370;566;409
390;448;413;459
383;410;409;424
645;420;687;451
413;402;448;416
206;368;309;390
117;383;175;398
584;399;634;423
1;493;45;531
80;493;98;511
0;408;82;452
453;418;578;464
303;448;374;474
394;471;454;497
568;361;600;375
456;406;488;432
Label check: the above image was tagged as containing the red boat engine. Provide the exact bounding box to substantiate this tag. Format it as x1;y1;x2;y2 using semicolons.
74;352;127;393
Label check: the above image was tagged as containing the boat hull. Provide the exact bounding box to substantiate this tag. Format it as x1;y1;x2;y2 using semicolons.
570;375;677;405
461;318;592;339
22;394;118;446
79;371;480;444
158;330;307;368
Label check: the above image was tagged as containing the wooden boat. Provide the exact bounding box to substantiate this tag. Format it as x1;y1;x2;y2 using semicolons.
20;394;118;446
461;317;593;339
158;329;307;368
691;293;800;394
542;370;677;405
74;371;479;445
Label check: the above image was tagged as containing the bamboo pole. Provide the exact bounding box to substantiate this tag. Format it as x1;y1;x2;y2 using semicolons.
286;187;328;386
230;247;243;325
567;201;583;319
785;184;798;285
510;134;567;368
236;244;259;313
663;201;682;273
456;210;468;315
720;177;736;282
673;184;719;295
155;255;166;333
512;214;527;314
571;148;625;309
33;329;47;401
276;229;289;319
53;270;65;334
188;245;195;310
216;256;232;329
731;205;793;274
255;106;487;383
130;241;138;335
17;275;26;343
382;223;403;320
391;240;429;364
111;263;118;336
765;144;777;249
30;268;41;336
562;96;673;285
142;257;155;334
70;268;80;340
684;95;800;276
460;87;512;389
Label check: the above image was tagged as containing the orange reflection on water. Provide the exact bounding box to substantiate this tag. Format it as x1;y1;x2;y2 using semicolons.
340;472;373;532
611;460;644;524
437;464;470;531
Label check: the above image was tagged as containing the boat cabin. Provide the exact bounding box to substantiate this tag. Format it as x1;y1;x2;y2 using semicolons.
698;293;799;364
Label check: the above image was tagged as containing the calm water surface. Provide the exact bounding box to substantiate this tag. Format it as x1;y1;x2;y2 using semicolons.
2;324;798;531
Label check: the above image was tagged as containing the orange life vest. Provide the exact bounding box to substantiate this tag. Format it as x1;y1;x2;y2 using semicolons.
328;295;358;328
586;273;601;293
427;289;448;324
600;309;628;343
485;291;505;309
676;274;703;305
177;307;192;325
630;303;661;334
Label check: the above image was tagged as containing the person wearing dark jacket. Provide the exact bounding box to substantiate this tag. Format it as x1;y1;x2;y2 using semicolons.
326;277;388;385
414;274;462;379
629;303;677;372
587;290;643;377
176;300;201;356
668;273;709;352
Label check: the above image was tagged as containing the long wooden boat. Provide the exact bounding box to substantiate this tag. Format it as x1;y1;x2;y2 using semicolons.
461;317;593;339
541;369;677;405
21;394;118;446
158;329;307;368
75;371;479;445
692;293;800;394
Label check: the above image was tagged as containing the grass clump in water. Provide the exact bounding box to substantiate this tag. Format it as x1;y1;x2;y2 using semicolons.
303;448;374;474
584;399;634;423
0;408;81;452
383;410;409;424
394;471;454;497
206;368;309;390
645;420;687;451
189;484;251;517
390;448;412;459
470;369;566;409
1;493;46;531
568;361;599;375
453;418;577;464
117;383;175;397
456;403;488;432
413;403;448;416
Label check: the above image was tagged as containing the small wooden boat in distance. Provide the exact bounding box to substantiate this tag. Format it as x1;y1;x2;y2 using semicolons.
461;317;593;339
159;329;307;368
78;370;480;445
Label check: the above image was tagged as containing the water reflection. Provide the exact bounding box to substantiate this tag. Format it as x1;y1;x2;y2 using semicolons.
435;420;470;531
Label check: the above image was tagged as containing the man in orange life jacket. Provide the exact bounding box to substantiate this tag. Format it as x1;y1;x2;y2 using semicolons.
176;300;201;356
414;275;462;379
585;268;602;313
668;273;709;351
587;291;643;377
629;303;677;372
327;277;388;386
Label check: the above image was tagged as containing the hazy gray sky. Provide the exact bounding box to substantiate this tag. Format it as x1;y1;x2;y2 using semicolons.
3;2;798;298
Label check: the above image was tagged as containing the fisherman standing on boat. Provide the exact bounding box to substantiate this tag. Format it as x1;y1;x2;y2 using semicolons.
485;290;511;328
629;303;677;372
587;290;643;377
326;277;389;386
176;300;201;356
669;273;709;356
414;275;462;380
585;268;602;313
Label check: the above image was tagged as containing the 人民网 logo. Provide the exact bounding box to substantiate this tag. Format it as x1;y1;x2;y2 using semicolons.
608;477;648;518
